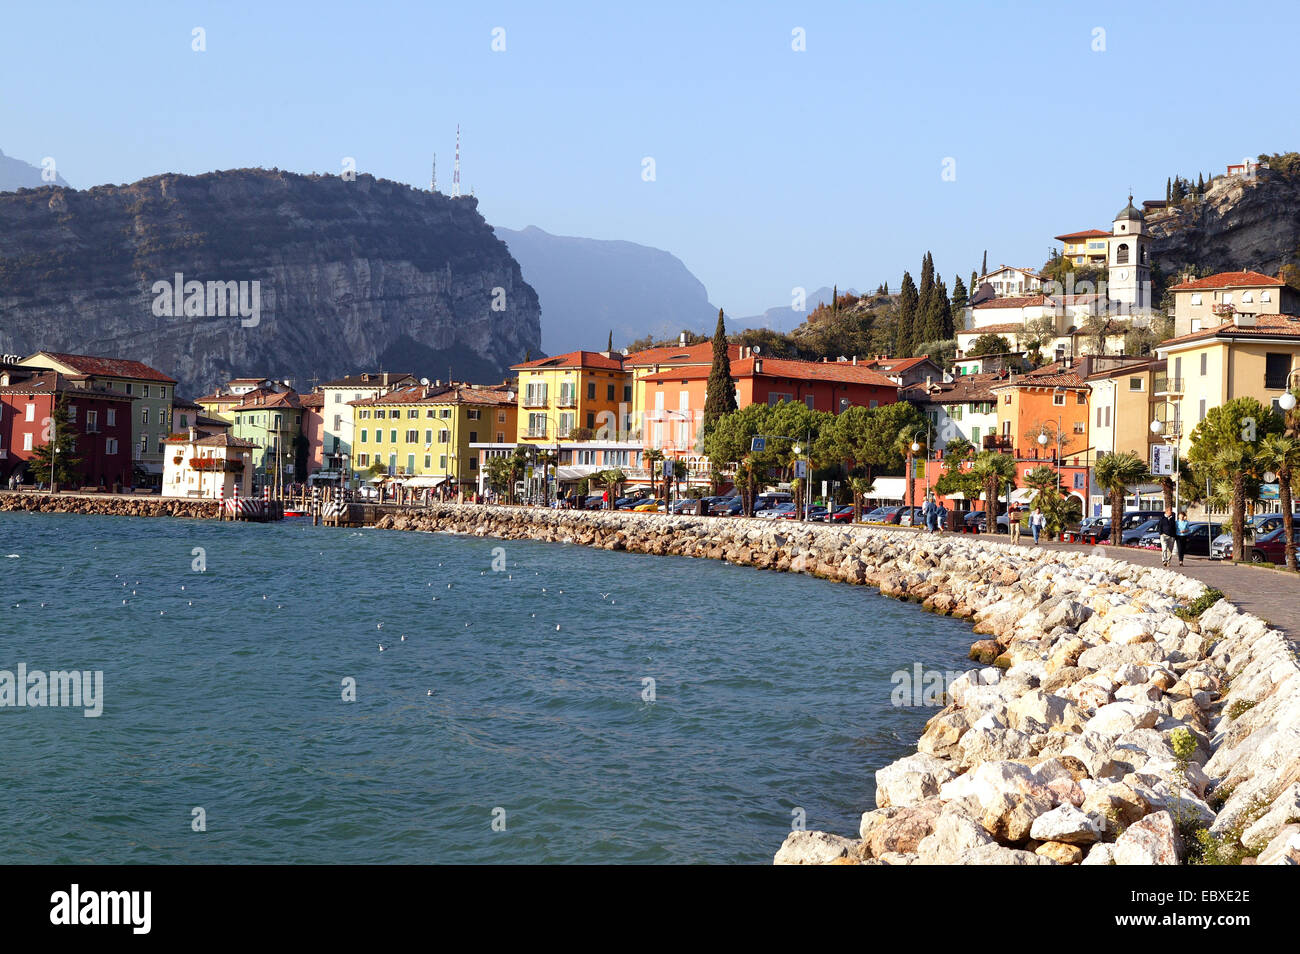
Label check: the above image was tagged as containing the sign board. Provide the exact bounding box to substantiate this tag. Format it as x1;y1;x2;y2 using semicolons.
750;437;767;453
1261;482;1280;500
662;459;674;478
525;466;534;479
821;480;828;498
794;460;807;479
1150;444;1175;477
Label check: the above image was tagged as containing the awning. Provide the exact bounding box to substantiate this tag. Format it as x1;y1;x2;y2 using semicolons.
136;461;164;475
1010;488;1039;504
556;465;601;480
402;475;449;488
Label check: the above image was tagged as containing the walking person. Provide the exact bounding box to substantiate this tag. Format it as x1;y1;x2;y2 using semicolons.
1009;506;1022;545
1175;509;1190;567
935;500;948;535
1157;506;1178;568
921;495;936;533
1030;506;1045;545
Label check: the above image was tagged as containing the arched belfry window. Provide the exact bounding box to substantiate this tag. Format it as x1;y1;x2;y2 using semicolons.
1115;243;1130;265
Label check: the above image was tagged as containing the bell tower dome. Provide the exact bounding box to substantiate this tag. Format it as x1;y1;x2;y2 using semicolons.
1107;195;1150;311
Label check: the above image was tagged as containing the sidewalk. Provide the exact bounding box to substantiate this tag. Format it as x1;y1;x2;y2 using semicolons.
1004;533;1296;641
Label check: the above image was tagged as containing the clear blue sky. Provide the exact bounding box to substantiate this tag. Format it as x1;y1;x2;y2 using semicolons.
3;0;1299;317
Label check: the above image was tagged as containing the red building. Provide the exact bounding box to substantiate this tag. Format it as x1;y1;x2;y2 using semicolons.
0;369;135;488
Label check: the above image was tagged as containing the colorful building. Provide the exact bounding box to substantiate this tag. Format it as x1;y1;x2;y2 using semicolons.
1168;270;1298;338
318;372;416;484
298;391;326;480
1055;228;1111;266
989;361;1094;507
351;382;516;493
511;351;630;446
21;351;176;486
0;368;134;488
229;389;304;492
1155;312;1300;458
901;373;1000;453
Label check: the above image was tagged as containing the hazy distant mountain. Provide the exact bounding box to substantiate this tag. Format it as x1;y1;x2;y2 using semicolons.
734;286;858;334
494;225;718;353
0;147;71;192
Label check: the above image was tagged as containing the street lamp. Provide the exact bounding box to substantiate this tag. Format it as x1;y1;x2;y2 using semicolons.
1150;417;1181;515
1279;369;1300;410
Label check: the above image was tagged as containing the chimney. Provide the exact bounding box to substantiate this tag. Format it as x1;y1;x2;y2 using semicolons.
852;355;858;365
679;332;687;346
361;373;370;383
754;358;763;374
926;375;933;389
188;426;197;442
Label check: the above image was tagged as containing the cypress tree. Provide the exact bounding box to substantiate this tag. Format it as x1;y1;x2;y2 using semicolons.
700;308;737;439
938;277;955;340
1196;172;1205;194
1166;177;1171;202
895;272;918;356
832;284;838;313
607;329;613;352
981;250;988;277
970;270;978;295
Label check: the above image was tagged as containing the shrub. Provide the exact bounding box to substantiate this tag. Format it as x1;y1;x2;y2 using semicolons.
1176;588;1226;620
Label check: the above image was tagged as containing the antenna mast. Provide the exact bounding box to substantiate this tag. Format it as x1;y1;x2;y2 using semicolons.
452;125;461;198
430;153;437;192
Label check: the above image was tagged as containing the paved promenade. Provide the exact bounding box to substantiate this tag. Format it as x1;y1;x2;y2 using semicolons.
928;527;1298;642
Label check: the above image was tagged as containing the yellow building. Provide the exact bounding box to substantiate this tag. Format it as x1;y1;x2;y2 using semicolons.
1054;229;1111;266
1156;313;1300;456
350;382;516;492
510;350;630;446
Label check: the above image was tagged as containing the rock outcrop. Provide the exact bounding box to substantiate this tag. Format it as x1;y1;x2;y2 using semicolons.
0;169;541;396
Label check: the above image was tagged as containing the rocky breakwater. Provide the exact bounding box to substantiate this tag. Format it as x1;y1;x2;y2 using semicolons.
0;491;217;519
371;504;1300;866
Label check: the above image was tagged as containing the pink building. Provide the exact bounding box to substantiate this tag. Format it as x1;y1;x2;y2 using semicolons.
299;391;326;479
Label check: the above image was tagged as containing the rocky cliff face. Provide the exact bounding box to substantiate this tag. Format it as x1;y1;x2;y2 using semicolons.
0;169;540;396
1148;165;1300;278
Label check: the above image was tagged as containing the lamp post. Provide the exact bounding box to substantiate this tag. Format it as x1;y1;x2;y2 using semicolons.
1150;417;1180;516
1279;369;1300;411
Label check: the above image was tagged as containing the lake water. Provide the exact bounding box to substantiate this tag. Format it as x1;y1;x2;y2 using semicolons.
0;511;974;863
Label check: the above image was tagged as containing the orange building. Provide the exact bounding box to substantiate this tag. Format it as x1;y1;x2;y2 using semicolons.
639;351;898;458
989;360;1094;504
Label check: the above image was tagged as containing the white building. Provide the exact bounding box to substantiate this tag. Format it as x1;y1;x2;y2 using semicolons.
162;430;256;499
973;265;1044;298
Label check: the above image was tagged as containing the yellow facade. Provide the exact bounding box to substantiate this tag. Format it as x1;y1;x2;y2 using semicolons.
512;352;630;446
1161;327;1300;457
351;385;516;490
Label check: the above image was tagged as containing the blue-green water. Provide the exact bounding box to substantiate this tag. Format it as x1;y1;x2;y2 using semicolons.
0;511;973;864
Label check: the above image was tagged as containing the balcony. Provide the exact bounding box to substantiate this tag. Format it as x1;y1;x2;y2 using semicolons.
982;435;1013;452
525;428;548;439
556;394;578;408
1153;375;1183;396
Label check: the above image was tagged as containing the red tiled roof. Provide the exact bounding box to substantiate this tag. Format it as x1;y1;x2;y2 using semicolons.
959;323;1024;336
298;392;325;408
350;383;516;406
230;389;301;411
642;357;898;388
1169;270;1285;291
624;343;739;366
990;361;1089;391
1158;313;1300;348
902;373;1001;404
320;372;416;389
974;295;1047;310
859;355;938;374
511;350;625;372
0;370;134;400
1055;229;1110;240
165;432;258;448
31;351;176;383
735;356;897;387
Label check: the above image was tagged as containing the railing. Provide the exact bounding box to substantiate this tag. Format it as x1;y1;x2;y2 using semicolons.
525;428;548;439
1149;420;1182;440
982;435;1013;452
1153;375;1183;395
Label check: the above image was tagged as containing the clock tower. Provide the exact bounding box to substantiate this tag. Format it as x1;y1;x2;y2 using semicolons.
1107;196;1150;312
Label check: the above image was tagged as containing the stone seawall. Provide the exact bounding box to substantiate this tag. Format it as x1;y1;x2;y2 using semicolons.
0;491;218;520
375;504;1300;866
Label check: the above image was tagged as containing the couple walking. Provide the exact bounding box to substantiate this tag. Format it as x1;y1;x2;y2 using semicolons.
1158;506;1190;567
1008;506;1046;545
920;495;947;534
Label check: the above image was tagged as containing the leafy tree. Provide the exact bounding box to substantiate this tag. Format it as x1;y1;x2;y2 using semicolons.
943;435;975;462
968;333;1012;358
28;394;82;491
1254;434;1300;569
701;308;737;441
1188;398;1283;560
1034;485;1082;536
599;468;626;508
1020;315;1058;363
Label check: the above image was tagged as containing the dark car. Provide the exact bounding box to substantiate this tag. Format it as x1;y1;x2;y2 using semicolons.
1120;518;1161;546
711;497;743;516
1138;521;1223;556
896;505;926;527
964;510;989;530
820;505;855;523
861;506;898;523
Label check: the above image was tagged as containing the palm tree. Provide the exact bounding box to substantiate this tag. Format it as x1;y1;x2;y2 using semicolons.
600;468;625;509
1255;434;1300;570
943;436;975;463
644;448;664;498
1094;451;1150;542
969;451;1016;527
848;475;875;522
1212;445;1254;562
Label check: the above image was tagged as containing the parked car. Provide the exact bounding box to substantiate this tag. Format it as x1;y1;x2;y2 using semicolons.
862;505;901;523
1137;521;1223;556
1210;513;1298;560
754;492;794;512
1243;526;1291;564
632;498;665;512
1062;516;1107;543
964;510;989;530
710;496;742;516
1120;518;1162;547
896;505;925;527
757;502;797;519
820;505;855;523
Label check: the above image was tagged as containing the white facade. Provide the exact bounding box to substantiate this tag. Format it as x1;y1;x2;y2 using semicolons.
162;432;254;500
1107;201;1151;311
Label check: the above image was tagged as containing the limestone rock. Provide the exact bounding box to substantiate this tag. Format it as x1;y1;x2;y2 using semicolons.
1113;810;1181;865
773;829;859;865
